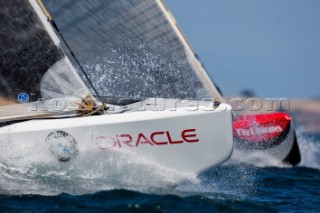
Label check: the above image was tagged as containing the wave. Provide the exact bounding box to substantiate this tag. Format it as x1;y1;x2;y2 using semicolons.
296;127;320;169
0;146;196;196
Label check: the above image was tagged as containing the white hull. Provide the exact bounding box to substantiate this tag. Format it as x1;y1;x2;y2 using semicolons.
0;102;233;175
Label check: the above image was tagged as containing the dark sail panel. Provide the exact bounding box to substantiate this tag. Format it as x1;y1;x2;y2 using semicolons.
0;0;63;103
43;0;223;101
0;0;93;122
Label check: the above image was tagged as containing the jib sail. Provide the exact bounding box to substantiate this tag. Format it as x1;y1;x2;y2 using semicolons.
0;0;92;122
43;0;224;103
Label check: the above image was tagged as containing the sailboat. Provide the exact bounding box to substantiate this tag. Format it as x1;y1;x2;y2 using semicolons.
42;0;300;166
0;0;234;174
233;112;301;166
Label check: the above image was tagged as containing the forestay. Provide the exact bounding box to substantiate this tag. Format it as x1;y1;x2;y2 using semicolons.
43;0;224;103
0;0;92;122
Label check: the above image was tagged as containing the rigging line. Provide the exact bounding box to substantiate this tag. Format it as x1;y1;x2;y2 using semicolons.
36;0;105;107
51;20;105;103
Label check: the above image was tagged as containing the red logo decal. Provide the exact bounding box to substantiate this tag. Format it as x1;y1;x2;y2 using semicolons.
96;129;199;149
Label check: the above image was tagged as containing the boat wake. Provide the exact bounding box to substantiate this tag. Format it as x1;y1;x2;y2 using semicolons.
296;127;320;169
0;143;259;200
0;136;260;200
0;145;196;196
227;149;288;168
0;125;318;197
175;163;261;201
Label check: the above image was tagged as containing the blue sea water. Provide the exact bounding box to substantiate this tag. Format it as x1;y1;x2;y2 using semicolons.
0;129;319;212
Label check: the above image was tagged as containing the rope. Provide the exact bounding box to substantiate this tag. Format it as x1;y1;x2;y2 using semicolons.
36;0;106;109
81;104;109;117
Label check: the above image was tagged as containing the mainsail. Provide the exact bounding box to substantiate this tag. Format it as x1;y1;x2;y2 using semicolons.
43;0;224;103
0;0;92;122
